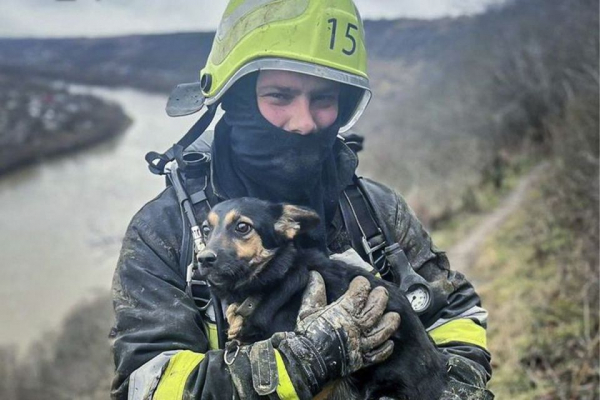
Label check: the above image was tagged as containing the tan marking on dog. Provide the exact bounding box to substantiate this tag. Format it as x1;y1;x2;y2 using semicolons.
207;212;219;227
274;205;307;239
250;248;275;275
238;216;254;226
231;229;275;279
314;380;345;400
234;233;267;261
224;210;240;227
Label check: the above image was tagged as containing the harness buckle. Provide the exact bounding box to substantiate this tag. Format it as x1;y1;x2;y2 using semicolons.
224;340;241;365
190;280;213;311
361;233;390;276
186;262;213;311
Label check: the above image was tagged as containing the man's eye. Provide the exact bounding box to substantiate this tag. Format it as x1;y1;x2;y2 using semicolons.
235;222;252;234
201;225;211;237
267;93;291;101
313;95;337;106
315;95;336;102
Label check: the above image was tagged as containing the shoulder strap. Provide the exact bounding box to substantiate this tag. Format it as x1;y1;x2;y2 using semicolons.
145;105;218;176
168;161;228;349
339;177;391;278
168;164;212;307
340;178;439;315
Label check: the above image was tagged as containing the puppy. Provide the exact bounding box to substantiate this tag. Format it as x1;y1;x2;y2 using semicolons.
198;197;447;399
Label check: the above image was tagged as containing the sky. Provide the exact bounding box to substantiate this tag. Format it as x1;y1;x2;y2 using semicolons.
0;0;508;38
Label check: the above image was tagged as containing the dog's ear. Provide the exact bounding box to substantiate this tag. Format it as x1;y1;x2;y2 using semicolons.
274;205;320;240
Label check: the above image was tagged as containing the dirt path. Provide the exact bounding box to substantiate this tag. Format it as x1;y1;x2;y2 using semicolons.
447;163;548;276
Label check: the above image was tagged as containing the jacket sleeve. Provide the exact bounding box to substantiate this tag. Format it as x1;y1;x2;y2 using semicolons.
110;189;306;400
362;179;493;399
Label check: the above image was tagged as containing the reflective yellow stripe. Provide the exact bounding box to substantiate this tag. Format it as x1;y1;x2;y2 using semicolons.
274;350;300;400
205;322;220;350
429;319;488;350
154;351;205;400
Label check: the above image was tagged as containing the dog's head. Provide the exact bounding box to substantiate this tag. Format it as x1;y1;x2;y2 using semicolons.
197;197;320;297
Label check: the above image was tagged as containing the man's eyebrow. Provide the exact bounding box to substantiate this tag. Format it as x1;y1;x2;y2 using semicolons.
256;85;340;95
311;86;340;95
256;85;300;94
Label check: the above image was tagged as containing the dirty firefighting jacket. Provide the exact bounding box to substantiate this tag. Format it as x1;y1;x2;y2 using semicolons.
111;138;494;400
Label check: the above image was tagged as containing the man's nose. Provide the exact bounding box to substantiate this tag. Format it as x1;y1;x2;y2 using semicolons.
285;98;317;135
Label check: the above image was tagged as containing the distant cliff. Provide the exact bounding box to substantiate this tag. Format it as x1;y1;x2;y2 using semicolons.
0;0;571;96
0;9;509;94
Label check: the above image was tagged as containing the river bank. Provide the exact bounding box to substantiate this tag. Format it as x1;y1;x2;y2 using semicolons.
0;72;132;175
0;83;205;352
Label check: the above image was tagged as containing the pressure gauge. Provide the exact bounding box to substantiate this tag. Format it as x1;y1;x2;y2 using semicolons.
384;243;435;314
406;285;432;314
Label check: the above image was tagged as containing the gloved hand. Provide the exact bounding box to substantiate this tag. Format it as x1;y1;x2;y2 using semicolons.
273;271;401;396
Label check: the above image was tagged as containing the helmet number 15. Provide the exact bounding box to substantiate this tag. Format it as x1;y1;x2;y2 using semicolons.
328;18;358;56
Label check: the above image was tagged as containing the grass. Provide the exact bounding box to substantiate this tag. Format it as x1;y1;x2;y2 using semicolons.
429;152;599;399
469;170;599;399
431;155;538;250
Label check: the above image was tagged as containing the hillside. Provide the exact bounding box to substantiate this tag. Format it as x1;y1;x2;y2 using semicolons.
0;20;462;94
0;32;215;93
0;1;540;95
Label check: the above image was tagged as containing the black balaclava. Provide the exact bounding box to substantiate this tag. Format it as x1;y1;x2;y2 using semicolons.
212;72;344;246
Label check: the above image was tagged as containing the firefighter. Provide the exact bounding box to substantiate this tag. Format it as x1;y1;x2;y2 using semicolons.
111;1;493;398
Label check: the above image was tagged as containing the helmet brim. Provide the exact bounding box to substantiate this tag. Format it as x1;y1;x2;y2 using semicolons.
166;58;372;132
166;82;206;117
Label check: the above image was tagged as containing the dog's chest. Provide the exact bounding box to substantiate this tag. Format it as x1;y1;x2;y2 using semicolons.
238;292;303;342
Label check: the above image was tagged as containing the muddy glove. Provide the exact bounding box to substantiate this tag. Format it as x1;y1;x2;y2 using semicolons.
273;272;401;397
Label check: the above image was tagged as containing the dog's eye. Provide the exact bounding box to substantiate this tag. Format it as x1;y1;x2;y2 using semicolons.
235;222;252;235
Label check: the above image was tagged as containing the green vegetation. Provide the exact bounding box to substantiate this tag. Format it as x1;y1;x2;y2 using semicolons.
431;155;538;250
430;14;600;394
475;168;599;399
427;0;599;396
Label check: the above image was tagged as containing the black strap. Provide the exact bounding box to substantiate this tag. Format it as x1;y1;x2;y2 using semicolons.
166;161;224;344
145;105;218;175
156;120;228;347
178;181;210;275
339;179;391;278
180;186;214;312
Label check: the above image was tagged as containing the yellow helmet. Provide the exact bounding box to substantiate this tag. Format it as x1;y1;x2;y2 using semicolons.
167;0;371;133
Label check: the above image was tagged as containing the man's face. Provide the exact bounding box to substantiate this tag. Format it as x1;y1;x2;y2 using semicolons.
256;70;341;135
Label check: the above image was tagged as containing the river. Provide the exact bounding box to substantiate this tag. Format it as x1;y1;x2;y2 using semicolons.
0;85;219;351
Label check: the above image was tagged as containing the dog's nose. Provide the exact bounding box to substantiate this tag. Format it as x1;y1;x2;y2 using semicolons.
198;249;217;267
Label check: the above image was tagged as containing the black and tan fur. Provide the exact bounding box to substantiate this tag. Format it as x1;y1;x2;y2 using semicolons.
198;197;447;399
